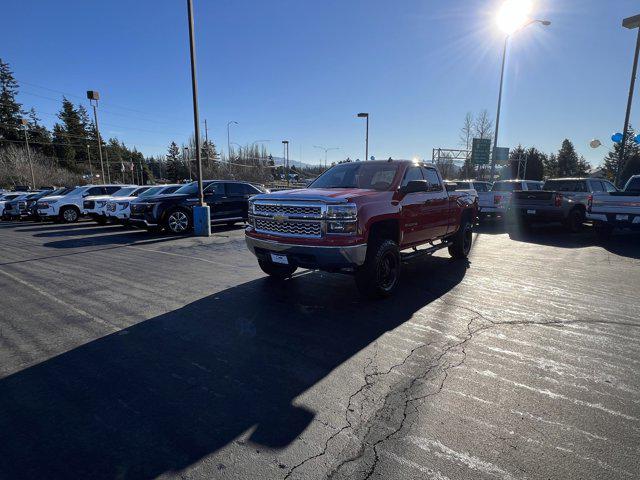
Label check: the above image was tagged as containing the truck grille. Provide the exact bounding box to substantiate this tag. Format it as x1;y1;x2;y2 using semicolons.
255;218;322;238
254;203;322;217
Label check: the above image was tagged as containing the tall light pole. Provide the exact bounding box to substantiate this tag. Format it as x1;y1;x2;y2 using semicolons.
282;140;289;186
21;119;36;189
617;14;640;186
314;145;340;169
489;1;550;180
357;113;369;161
227;120;238;162
87;90;105;182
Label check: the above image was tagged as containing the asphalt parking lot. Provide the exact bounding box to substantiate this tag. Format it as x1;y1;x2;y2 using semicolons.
0;220;639;480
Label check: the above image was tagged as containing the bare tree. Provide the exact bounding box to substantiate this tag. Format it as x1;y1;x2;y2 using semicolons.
473;109;494;140
459;112;474;151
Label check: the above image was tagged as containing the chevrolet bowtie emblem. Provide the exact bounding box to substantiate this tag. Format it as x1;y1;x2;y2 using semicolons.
273;214;288;223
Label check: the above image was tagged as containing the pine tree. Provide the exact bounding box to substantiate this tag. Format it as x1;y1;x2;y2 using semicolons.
556;139;579;177
524;147;546;181
0;58;23;142
166;141;182;182
508;144;527;178
27;107;54;156
543;153;559;178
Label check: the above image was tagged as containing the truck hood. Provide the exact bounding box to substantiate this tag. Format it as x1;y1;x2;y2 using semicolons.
251;188;386;204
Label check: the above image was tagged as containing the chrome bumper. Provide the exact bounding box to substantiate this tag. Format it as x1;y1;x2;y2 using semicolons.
245;235;368;269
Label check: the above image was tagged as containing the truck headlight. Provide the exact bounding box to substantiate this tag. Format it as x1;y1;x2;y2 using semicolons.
249;200;255;214
327;220;357;234
326;203;357;219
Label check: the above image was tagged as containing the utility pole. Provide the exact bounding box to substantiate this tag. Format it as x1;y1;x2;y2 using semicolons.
87;91;105;182
617;14;640;186
86;145;94;182
314;145;340;170
21;119;36;189
104;148;111;183
357;113;369;161
282;140;289;186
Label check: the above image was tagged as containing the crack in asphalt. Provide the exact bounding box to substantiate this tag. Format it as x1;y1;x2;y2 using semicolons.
282;295;640;480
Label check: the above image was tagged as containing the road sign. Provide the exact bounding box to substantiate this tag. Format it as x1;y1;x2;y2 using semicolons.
471;138;492;165
494;147;510;163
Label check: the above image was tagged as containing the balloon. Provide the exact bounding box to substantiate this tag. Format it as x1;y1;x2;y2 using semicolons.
589;139;602;149
612;133;624;143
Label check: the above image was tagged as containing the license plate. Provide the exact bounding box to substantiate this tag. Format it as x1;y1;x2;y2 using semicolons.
616;214;629;221
527;209;536;215
270;253;289;265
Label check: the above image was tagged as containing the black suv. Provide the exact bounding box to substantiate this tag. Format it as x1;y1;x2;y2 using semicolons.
129;180;266;233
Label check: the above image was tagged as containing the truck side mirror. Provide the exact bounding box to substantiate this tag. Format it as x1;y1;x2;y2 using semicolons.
400;180;429;195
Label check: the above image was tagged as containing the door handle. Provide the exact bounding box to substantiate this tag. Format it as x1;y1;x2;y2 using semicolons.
424;199;433;204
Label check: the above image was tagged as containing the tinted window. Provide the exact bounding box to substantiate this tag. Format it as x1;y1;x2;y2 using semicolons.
205;183;225;195
105;186;122;194
542;180;586;192
422;168;442;191
174;182;199;195
402;167;424;187
492;182;517;192
625;177;640;192
226;183;247;196
602;181;617;193
590;181;604;192
86;187;104;196
161;186;181;194
526;182;542;191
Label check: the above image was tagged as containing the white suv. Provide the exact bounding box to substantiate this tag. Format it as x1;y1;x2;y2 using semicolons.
105;184;181;223
37;185;130;223
83;185;141;224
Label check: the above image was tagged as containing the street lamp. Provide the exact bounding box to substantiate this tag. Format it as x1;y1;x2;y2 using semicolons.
489;0;550;180
282;140;290;186
356;113;369;161
313;145;340;169
20;119;36;189
616;13;640;186
86;90;105;182
227;121;238;161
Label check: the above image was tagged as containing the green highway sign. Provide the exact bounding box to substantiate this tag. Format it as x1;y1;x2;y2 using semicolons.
472;138;492;165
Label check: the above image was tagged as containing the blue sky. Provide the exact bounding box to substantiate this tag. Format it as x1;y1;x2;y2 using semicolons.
2;0;639;166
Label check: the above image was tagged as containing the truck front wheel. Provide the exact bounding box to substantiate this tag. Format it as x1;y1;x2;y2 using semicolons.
448;217;473;259
355;239;401;298
258;259;297;279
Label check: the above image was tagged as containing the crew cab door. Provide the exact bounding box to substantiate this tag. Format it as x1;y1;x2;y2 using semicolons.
421;167;451;238
399;166;429;246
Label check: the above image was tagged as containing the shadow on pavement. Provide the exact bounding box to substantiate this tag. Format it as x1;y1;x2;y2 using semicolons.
0;255;469;479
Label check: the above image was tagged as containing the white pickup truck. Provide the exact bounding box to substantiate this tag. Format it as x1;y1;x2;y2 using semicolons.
587;175;640;238
478;179;544;219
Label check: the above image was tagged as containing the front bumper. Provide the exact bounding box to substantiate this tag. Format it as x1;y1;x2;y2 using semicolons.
129;216;159;228
245;234;368;271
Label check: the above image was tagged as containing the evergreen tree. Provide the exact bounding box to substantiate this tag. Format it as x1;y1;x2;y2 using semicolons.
524;147;546;181
556;139;579;177
52;123;76;170
27;108;54;157
543;153;559;178
166;141;182;182
508;145;527;178
0;58;23;142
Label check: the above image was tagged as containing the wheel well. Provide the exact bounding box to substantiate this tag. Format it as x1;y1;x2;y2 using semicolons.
368;219;399;244
61;204;80;213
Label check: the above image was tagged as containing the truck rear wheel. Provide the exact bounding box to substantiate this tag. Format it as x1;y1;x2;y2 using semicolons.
258;259;297;279
448;217;473;259
355;239;401;298
564;208;584;233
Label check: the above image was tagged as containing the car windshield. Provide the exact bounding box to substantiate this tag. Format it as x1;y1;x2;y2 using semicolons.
309;162;399;190
491;182;519;192
64;187;85;196
625;177;640;192
173;182;200;195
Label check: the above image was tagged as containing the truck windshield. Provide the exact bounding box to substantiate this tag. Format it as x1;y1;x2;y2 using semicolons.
624;177;640;192
309;162;399;190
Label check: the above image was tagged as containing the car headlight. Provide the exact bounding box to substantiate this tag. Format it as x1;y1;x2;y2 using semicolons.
326;203;357;219
249;200;255;214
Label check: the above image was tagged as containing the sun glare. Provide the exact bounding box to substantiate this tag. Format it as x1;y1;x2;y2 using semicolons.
496;0;533;35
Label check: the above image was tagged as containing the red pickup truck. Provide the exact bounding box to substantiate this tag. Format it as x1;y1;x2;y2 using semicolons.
245;160;477;297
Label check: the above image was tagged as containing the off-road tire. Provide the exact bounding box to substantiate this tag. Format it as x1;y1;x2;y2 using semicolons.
355;239;401;299
449;216;473;259
258;259;297;279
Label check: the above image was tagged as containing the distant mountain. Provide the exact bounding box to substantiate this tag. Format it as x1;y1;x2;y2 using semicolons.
271;156;319;169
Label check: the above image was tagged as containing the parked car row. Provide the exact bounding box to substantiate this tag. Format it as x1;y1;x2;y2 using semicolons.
0;180;268;234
